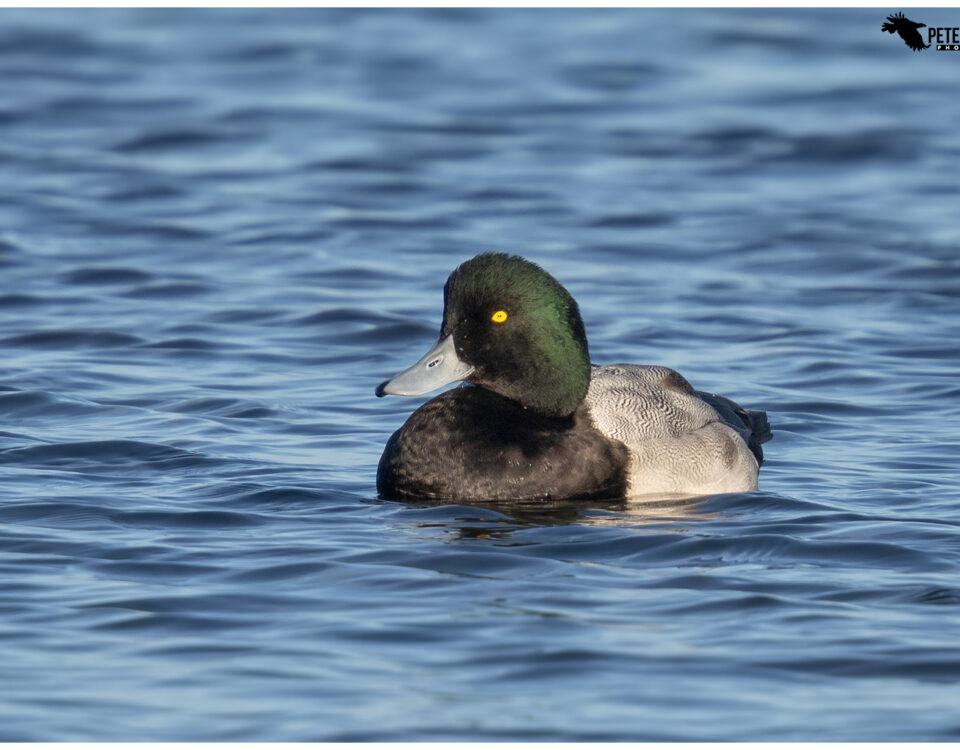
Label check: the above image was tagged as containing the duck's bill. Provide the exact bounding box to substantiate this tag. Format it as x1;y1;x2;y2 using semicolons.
375;334;474;397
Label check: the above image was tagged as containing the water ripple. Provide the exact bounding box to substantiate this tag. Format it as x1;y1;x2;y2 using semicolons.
0;6;957;743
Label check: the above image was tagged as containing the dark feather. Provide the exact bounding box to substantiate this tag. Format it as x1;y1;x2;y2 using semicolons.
377;385;629;503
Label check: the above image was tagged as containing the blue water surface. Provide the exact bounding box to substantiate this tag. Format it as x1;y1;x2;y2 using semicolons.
1;8;959;741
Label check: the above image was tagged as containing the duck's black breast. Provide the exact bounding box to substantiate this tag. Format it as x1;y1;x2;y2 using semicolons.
377;386;629;503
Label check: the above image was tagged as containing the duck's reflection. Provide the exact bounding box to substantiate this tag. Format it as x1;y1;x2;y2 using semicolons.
401;492;713;540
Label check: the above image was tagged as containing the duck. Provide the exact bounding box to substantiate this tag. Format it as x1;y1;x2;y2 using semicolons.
375;252;771;503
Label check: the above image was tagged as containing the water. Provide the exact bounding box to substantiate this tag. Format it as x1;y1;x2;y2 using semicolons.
1;7;959;741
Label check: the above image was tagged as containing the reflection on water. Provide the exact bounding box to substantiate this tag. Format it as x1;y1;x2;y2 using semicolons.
408;494;714;538
1;7;959;742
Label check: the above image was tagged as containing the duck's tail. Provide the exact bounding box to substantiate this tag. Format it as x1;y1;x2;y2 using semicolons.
695;391;773;467
743;409;772;466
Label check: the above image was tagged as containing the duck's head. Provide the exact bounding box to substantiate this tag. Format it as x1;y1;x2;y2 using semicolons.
376;252;590;418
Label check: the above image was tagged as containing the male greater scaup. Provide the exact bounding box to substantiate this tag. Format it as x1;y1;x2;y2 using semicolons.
375;253;771;503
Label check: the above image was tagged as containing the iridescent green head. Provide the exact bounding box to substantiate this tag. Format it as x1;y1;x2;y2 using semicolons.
377;252;591;417
439;253;590;417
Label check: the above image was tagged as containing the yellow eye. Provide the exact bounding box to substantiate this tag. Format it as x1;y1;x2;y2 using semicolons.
491;310;508;323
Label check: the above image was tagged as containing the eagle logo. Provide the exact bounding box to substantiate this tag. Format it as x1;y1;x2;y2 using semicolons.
881;12;930;51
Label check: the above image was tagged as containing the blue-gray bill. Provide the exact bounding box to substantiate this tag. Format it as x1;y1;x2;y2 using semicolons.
375;334;474;397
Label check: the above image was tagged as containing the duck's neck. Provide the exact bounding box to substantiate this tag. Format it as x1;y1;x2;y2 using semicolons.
516;364;589;418
492;319;591;418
